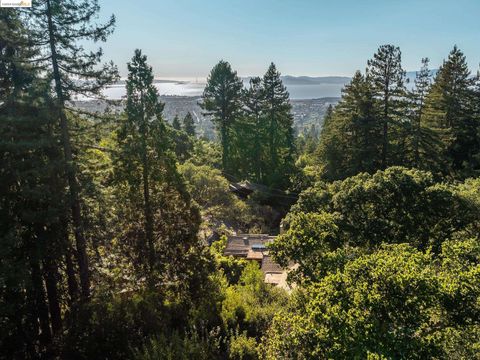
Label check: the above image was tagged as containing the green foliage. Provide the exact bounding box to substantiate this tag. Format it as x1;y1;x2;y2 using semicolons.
273;167;479;282
202;62;296;189
189;138;222;168
265;242;480;359
201;60;244;172
316;71;380;180
270;212;351;283
210;236;248;285
180;161;279;235
132;329;222;360
3;7;480;358
261;63;296;188
221;262;288;339
228;331;259;360
423;46;479;178
183;112;196;137
0;92;67;357
0;9;37;102
314;45;480;181
172;115;181;130
406;57;436;169
114;50;204;291
30;0;118;99
367;44;407;168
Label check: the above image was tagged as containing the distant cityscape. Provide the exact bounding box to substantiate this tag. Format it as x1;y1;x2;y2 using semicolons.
72;95;339;140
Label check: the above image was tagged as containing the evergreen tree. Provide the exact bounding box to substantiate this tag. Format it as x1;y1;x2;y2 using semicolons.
243;76;266;181
317;71;380;180
0;13;66;354
367;44;406;168
116;49;166;276
183;112;196;136
0;9;36;103
172;114;181;130
114;50;201;286
29;0;118;299
261;63;295;188
406;58;441;170
170;115;193;162
423;46;478;177
322;104;334;128
201;60;243;174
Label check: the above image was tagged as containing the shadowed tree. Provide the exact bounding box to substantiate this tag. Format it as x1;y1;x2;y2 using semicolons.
409;58;432;166
172;114;181;130
243;76;266;182
183;112;196;137
0;10;67;354
29;0;118;299
423;46;478;177
114;50;203;289
316;71;380;180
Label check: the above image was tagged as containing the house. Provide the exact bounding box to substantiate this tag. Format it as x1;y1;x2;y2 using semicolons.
223;234;275;259
224;234;292;290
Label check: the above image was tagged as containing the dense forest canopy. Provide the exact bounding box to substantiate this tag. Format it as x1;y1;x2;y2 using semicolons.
1;2;479;359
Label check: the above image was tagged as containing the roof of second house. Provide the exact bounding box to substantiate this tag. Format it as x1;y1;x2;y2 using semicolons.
224;234;276;257
261;255;284;274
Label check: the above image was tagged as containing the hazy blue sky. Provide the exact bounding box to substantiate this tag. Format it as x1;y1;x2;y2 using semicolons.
96;0;480;79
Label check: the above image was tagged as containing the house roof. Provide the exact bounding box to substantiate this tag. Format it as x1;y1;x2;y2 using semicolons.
224;234;276;257
261;255;284;274
246;249;264;260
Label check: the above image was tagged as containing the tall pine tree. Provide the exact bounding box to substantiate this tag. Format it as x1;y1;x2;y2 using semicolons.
1;10;66;354
261;63;295;188
114;50;202;287
367;45;406;168
29;0;118;299
316;71;380;180
183;112;196;136
201;60;243;174
407;57;440;169
423;46;478;177
172;114;181;130
243;76;266;182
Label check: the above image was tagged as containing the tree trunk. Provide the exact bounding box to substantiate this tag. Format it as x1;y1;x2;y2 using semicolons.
254;113;261;182
43;254;62;335
29;251;52;353
382;92;389;169
221;122;229;173
45;0;90;299
142;144;155;274
65;243;79;305
270;110;276;171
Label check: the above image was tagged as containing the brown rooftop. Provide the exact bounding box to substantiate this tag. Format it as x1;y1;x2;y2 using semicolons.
261;255;284;274
224;234;276;257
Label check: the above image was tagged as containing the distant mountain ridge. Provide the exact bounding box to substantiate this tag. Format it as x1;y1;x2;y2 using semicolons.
241;75;350;86
280;70;439;86
281;75;351;85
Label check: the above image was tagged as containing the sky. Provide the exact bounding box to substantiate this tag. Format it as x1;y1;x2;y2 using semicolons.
95;0;480;79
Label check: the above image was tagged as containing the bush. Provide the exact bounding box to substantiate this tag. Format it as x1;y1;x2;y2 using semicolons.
133;327;223;360
229;331;258;360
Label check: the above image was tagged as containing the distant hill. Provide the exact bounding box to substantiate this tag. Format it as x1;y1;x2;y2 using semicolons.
242;75;351;86
281;75;351;85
